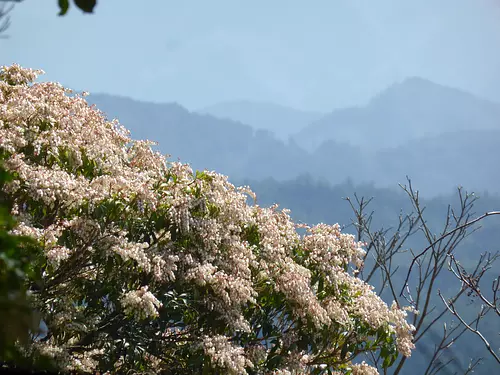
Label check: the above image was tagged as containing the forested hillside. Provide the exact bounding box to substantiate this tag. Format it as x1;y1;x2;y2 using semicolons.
293;77;500;151
198;100;323;141
89;80;500;196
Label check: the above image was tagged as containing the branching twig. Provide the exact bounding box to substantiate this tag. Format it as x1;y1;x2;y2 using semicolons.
401;210;500;297
439;291;500;364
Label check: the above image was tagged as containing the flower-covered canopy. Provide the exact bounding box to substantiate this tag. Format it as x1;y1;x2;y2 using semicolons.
0;64;414;374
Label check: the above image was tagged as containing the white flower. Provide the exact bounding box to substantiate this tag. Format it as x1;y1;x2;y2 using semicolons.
121;286;162;320
202;335;252;374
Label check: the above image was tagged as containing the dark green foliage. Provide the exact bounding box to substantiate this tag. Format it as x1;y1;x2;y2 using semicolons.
0;157;56;371
58;0;97;16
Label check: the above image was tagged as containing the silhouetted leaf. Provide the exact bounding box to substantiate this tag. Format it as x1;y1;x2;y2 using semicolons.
58;0;70;16
74;0;97;13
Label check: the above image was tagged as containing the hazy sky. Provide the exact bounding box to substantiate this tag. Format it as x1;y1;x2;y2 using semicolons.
3;0;500;111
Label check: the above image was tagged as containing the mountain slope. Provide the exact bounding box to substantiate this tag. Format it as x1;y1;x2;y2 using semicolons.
293;77;500;151
88;94;254;174
198;100;323;141
367;128;500;196
86;90;500;197
87;94;313;181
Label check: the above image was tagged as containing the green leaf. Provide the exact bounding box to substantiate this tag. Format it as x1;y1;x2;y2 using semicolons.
382;355;391;368
58;0;70;16
340;341;349;360
74;0;97;13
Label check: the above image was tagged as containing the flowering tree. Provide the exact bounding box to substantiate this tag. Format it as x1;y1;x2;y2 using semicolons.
0;64;415;374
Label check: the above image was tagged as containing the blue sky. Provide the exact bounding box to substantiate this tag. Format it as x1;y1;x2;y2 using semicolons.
3;0;500;111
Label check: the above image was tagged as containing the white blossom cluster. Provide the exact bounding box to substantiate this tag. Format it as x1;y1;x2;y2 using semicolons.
30;343;103;373
202;335;254;374
0;64;415;374
120;286;163;320
351;361;381;375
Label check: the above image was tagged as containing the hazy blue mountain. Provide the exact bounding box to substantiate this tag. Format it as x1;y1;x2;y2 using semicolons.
308;128;500;197
88;93;253;175
198;100;323;141
86;79;500;197
294;77;500;151
87;93;313;181
366;128;500;196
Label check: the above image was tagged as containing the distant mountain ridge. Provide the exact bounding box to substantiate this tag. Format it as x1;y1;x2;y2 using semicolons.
86;76;500;197
197;100;323;141
293;77;500;151
367;128;500;196
87;93;310;182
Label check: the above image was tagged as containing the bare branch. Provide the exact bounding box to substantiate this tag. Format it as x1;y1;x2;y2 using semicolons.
0;0;22;38
439;290;500;364
448;252;500;317
348;179;498;374
401;210;500;297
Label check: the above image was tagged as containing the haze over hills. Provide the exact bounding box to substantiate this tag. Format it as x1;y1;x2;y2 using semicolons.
87;76;500;197
293;77;500;151
88;94;314;182
198;100;323;141
87;93;256;177
367;128;500;195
